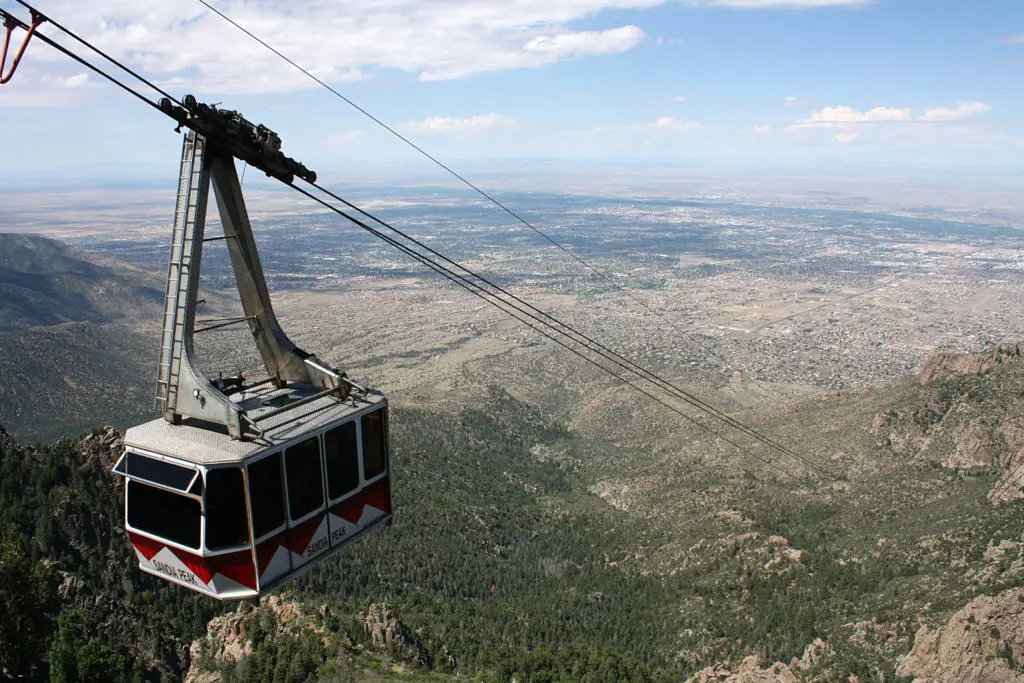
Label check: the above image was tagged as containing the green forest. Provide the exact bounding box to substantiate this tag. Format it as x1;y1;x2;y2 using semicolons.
4;380;1024;681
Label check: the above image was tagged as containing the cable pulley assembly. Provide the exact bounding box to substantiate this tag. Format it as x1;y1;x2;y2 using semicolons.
162;95;317;184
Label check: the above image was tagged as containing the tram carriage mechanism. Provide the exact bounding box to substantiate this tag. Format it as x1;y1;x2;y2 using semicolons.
112;98;392;599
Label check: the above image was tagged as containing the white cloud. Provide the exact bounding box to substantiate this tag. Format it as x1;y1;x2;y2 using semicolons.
0;0;877;98
404;113;518;133
419;25;645;80
752;125;771;134
1005;34;1024;45
523;25;644;59
792;105;912;128
790;102;991;136
919;101;991;122
60;74;89;88
786;100;998;148
570;115;700;136
0;69;95;107
783;96;815;108
649;115;699;130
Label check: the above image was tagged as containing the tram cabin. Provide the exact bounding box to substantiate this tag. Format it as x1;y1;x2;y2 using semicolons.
114;385;391;600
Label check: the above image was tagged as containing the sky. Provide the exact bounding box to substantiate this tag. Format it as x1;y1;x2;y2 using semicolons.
0;0;1022;180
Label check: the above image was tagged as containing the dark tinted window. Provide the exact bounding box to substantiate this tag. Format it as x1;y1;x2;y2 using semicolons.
205;468;249;550
325;422;360;500
285;437;324;520
248;453;285;538
117;452;196;492
361;410;387;479
127;480;200;549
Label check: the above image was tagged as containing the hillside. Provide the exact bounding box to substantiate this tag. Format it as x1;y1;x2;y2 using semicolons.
2;346;1024;681
0;322;159;442
2;234;1024;681
0;233;164;332
0;394;675;681
0;233;243;443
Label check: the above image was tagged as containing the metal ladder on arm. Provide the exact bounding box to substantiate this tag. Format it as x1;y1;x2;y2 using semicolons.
155;133;207;417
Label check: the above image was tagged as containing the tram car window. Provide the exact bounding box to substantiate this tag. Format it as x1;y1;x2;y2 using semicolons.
248;453;286;538
205;468;249;550
285;436;325;521
126;480;201;550
325;421;360;500
362;411;387;480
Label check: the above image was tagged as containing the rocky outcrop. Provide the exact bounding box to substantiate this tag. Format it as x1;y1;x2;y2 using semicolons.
897;586;1024;682
918;343;1022;385
185;596;325;683
949;419;1002;470
686;639;830;682
357;602;432;667
76;425;123;471
989;423;1024;505
869;344;1024;504
967;538;1024;586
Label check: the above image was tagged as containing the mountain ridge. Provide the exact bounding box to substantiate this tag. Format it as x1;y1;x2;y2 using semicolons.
0;233;165;332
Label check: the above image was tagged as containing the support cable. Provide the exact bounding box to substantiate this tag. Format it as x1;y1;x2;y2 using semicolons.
287;183;815;487
14;0;183;106
306;180;839;480
5;4;826;484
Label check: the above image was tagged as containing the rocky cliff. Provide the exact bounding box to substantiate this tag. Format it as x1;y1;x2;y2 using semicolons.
868;342;1024;504
897;586;1024;682
686;639;831;683
917;344;1023;386
185;597;436;682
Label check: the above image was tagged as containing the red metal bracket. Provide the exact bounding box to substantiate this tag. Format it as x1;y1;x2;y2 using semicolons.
1;10;46;85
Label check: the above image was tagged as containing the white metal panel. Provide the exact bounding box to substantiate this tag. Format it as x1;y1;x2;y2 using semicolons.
124;387;386;465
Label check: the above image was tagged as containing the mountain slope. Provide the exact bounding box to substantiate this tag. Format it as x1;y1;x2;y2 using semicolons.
0;233;239;443
0;391;677;682
0;322;159;442
4;328;1024;681
0;233;164;332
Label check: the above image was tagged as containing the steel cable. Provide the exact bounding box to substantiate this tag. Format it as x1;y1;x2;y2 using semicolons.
304;180;841;481
193;0;784;407
4;3;826;485
286;183;817;487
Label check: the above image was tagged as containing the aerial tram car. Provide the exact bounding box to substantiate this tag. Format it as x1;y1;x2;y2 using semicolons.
112;97;392;599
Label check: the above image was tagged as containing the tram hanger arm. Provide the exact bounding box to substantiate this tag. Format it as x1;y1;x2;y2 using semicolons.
0;8;44;84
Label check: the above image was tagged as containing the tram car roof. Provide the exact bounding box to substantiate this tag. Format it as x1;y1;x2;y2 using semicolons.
124;382;387;466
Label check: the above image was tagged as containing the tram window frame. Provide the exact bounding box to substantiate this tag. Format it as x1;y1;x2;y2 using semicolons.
126;480;201;550
204;467;250;551
247;452;286;540
324;420;361;502
284;436;325;522
361;410;387;481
